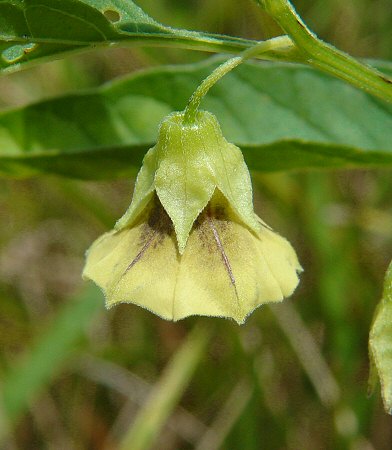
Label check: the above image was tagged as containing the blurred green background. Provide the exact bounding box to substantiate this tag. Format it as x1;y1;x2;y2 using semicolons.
0;0;392;449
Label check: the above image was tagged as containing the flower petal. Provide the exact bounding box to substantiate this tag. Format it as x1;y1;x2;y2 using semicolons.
173;191;301;324
84;198;180;320
84;193;301;324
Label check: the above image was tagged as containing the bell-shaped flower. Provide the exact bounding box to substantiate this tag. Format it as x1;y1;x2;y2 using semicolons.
83;110;302;324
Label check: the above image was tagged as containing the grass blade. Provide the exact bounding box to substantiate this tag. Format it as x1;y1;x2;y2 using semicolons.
119;324;210;450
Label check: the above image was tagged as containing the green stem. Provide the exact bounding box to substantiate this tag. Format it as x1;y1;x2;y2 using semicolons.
183;56;242;125
1;33;303;76
256;0;392;102
183;35;293;124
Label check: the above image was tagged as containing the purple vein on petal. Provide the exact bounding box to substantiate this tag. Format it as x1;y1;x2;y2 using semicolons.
207;216;239;301
122;232;156;276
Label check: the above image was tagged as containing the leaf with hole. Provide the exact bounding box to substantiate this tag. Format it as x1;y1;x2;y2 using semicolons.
0;0;298;74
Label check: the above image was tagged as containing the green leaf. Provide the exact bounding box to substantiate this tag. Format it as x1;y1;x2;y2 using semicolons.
0;58;392;179
0;0;297;74
0;285;103;428
369;261;392;415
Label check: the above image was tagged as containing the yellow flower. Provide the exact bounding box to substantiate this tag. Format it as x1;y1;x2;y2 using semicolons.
83;110;302;324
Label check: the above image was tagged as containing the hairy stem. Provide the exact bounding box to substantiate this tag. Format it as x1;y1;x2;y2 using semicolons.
183;36;293;124
255;0;392;102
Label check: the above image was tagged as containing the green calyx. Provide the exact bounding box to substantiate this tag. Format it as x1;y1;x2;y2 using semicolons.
115;110;261;254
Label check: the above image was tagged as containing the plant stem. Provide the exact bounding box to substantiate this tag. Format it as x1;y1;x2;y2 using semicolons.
182;56;242;125
256;0;392;102
183;36;293;124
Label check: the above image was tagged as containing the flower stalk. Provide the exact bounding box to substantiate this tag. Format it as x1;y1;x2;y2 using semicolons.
183;36;293;125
